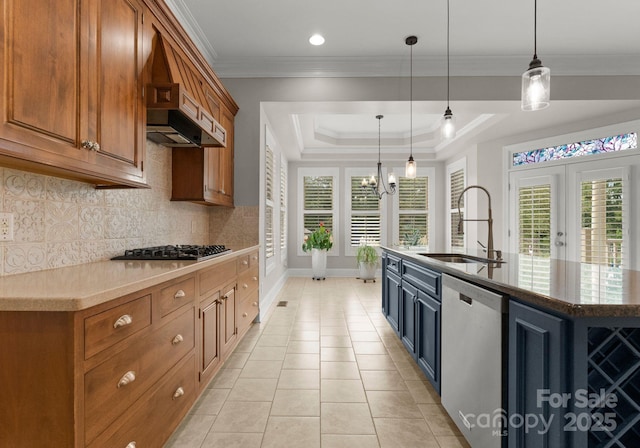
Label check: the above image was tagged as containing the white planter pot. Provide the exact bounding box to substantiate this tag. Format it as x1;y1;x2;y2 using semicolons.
358;261;377;282
311;248;328;280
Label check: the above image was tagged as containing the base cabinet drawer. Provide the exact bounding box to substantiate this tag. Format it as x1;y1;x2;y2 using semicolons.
84;294;152;359
237;291;259;336
237;266;259;302
84;306;195;444
87;353;197;448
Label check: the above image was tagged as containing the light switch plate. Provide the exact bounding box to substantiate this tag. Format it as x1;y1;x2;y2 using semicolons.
0;212;14;241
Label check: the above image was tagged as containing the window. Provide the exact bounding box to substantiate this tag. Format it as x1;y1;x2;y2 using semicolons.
446;159;466;252
512;132;637;167
580;178;623;267
345;168;382;255
265;145;275;259
298;168;339;256
392;167;434;249
280;155;287;257
517;183;552;295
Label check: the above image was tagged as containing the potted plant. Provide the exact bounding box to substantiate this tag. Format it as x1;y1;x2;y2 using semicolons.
302;222;333;280
356;243;379;282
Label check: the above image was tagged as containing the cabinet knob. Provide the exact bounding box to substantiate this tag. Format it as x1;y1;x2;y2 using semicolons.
242;283;248;289
252;302;258;307
174;289;186;299
251;255;258;261
125;443;137;448
252;276;258;282
81;140;100;151
172;334;184;345
242;260;248;266
173;387;185;400
242;312;248;317
220;189;226;194
117;371;136;388
113;314;133;329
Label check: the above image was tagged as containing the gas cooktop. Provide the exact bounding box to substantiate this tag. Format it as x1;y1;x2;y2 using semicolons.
111;245;231;262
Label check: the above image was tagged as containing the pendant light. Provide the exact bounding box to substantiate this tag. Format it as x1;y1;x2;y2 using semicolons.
361;115;396;199
441;0;456;140
405;35;417;179
521;0;550;111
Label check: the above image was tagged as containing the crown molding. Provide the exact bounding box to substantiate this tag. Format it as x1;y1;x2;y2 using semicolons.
163;0;218;66
213;54;640;79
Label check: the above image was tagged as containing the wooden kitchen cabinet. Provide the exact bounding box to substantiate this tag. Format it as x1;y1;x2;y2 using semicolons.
171;106;235;206
0;0;147;187
219;281;238;358
0;273;197;447
200;290;222;381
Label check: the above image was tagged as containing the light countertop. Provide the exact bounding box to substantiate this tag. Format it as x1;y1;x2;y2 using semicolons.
0;246;258;312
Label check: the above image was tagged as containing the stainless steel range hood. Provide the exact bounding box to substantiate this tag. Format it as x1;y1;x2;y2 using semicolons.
146;35;226;148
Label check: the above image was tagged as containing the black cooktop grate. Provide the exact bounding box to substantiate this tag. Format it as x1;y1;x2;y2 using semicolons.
111;245;231;261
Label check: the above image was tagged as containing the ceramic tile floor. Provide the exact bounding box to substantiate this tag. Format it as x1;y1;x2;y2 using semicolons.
164;277;470;448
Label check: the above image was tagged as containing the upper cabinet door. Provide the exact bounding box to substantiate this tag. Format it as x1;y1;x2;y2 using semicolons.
89;0;145;183
0;0;146;187
0;0;86;159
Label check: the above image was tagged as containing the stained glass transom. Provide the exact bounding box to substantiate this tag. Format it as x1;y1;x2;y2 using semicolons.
512;132;637;167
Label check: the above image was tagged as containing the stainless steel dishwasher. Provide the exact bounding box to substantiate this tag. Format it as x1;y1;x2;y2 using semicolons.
441;274;508;448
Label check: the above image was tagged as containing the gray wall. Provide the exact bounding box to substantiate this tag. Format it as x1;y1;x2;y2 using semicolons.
224;75;640;207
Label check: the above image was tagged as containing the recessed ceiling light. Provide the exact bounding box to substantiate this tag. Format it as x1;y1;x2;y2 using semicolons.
309;34;325;46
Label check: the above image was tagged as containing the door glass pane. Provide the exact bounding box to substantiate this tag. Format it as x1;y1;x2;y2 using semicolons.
517;184;551;294
579;177;624;302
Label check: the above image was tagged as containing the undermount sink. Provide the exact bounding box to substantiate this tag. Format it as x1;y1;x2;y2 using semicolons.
420;253;504;264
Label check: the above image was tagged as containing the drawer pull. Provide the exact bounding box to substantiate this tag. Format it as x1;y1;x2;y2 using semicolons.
251;255;258;261
252;276;258;282
242;260;248;266
252;301;258;307
172;334;184;345
117;371;136;388
125;442;136;448
113;314;133;329
173;387;185;400
242;312;248;317
242;283;248;289
174;289;186;299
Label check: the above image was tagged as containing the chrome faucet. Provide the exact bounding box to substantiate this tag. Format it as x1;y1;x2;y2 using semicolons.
457;185;501;260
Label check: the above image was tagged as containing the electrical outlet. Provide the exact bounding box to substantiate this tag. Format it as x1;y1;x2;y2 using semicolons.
0;212;14;241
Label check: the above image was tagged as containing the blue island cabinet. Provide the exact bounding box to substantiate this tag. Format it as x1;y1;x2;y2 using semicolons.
382;253;402;336
509;300;570;448
382;252;441;393
509;301;640;448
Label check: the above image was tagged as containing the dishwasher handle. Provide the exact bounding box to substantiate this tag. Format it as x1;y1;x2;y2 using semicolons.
459;294;473;306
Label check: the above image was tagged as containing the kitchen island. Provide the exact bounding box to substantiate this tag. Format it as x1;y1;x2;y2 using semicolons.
0;246;260;447
382;246;640;448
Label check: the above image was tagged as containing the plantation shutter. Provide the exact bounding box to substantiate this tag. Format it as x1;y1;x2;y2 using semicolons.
449;168;465;249
280;158;287;251
517;183;551;294
580;178;624;267
518;185;551;256
398;176;428;246
265;145;275;258
303;176;333;234
350;176;380;246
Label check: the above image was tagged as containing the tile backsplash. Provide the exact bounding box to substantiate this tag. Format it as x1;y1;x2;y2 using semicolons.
0;140;257;276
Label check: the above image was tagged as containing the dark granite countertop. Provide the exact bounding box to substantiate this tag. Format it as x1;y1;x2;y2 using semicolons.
382;246;640;318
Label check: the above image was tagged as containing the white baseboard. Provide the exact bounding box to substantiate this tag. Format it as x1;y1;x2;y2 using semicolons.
259;269;290;322
287;268;382;278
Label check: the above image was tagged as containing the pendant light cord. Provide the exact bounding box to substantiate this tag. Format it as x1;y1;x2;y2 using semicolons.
378;116;381;163
446;0;450;109
533;0;538;59
410;42;413;158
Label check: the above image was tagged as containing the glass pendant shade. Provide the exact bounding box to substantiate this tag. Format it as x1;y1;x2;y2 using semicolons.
405;156;417;179
441;107;456;140
521;60;550;111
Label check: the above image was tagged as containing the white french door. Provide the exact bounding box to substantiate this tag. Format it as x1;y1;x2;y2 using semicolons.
509;157;632;298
